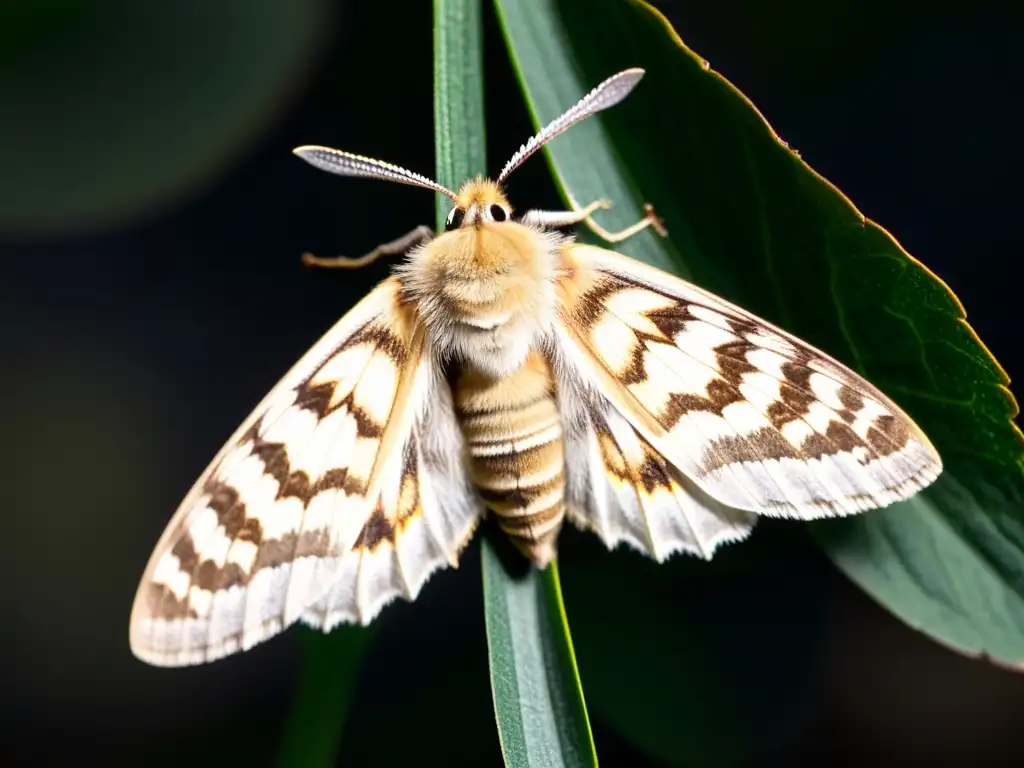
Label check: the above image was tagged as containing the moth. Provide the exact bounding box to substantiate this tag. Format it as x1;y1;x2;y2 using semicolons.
130;68;942;666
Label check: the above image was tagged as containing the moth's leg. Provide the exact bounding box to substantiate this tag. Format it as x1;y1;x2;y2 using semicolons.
519;198;666;244
302;224;435;269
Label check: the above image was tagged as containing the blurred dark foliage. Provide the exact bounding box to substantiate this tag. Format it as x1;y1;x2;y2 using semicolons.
1;1;1021;765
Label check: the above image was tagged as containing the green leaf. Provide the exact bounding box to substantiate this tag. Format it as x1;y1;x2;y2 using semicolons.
0;0;329;235
434;1;597;764
276;626;376;767
483;546;597;768
433;0;487;226
493;0;1024;670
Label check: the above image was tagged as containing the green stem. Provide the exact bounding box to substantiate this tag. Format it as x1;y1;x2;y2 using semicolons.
433;1;597;764
433;0;486;221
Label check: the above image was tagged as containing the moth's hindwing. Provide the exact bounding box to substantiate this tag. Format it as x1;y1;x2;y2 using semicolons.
129;277;479;666
553;243;942;531
559;383;757;562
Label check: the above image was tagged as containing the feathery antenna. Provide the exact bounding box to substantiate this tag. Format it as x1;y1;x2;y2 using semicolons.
292;146;458;200
497;68;645;184
294;68;644;197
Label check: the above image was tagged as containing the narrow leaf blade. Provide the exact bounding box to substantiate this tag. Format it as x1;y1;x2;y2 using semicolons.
433;0;487;223
434;1;597;763
482;546;598;768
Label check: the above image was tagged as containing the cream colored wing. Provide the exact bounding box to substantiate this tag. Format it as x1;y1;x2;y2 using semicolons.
557;369;756;561
552;243;942;524
129;278;479;666
300;373;480;630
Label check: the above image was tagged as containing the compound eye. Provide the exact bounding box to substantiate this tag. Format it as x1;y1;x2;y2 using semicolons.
488;204;509;222
445;207;465;231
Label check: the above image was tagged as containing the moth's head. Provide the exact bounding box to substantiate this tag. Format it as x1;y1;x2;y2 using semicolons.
443;177;513;232
433;177;524;278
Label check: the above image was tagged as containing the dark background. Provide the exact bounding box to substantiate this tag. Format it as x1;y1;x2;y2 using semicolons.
2;2;1022;765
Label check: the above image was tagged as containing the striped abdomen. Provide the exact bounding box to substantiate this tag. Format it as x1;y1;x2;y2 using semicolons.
453;350;565;566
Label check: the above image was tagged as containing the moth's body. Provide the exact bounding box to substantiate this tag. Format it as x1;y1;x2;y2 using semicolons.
398;179;569;565
130;68;943;667
454;349;565;565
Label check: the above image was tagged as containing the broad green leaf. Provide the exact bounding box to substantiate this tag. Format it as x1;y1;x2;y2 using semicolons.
494;0;1024;670
0;0;328;235
276;626;376;767
434;1;596;763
